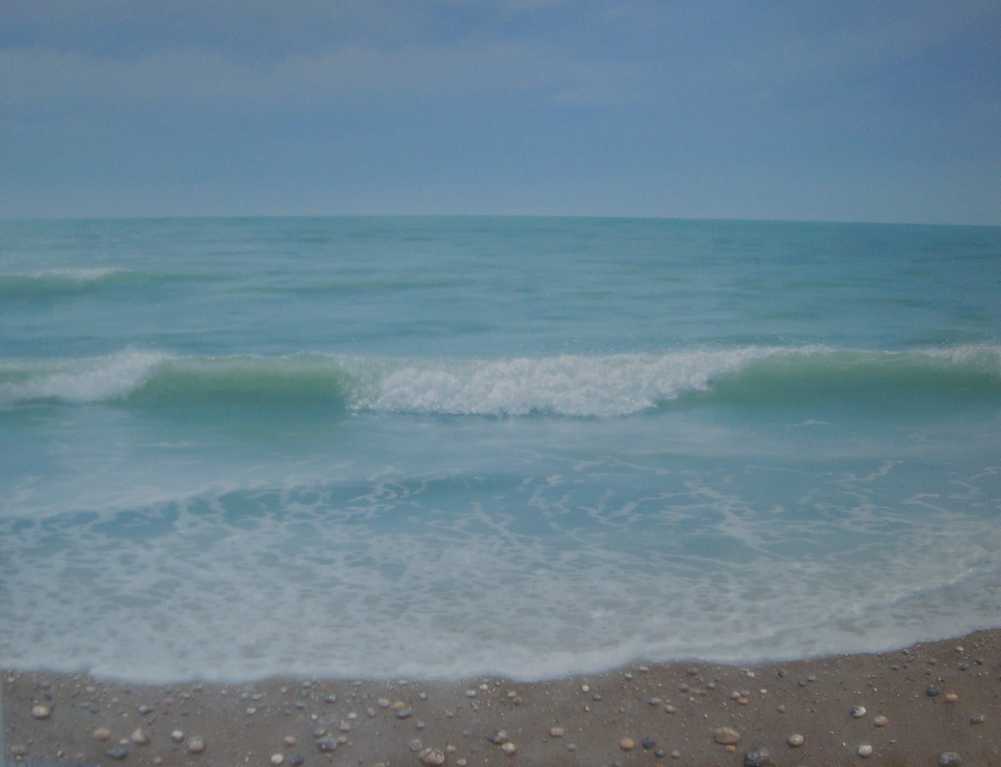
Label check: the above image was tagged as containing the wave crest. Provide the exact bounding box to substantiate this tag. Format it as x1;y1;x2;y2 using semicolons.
2;345;1000;416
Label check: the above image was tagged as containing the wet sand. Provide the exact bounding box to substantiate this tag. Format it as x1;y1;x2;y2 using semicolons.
4;629;1001;767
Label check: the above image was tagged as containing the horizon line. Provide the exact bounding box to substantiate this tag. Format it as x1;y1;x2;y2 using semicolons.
1;212;999;229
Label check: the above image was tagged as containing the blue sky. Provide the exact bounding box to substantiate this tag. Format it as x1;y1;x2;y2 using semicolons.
2;0;999;223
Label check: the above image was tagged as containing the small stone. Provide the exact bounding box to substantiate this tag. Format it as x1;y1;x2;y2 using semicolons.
409;739;424;753
873;715;889;727
419;748;446;766
289;756;304;767
713;727;741;745
944;691;960;703
664;704;677;714
787;733;804;748
338;720;351;733
94;727;113;742
130;728;149;745
396;706;414;719
858;743;873;758
270;754;285;766
106;746;129;760
187;736;206;754
970;713;985;725
671;749;681;759
377;697;391;708
316;738;338;753
31;704;51;719
850;705;867;718
927;685;942;697
641;737;656;750
619;737;636;751
549;726;565;738
501;742;517;756
11;744;28;758
284;736;297;747
938;752;962;767
138;704;153;715
744;747;773;767
170;730;184;743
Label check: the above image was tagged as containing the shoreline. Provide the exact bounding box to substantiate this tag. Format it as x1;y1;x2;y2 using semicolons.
5;629;1000;767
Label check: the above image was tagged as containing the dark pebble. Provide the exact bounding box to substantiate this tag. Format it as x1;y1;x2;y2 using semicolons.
938;753;962;767
316;738;338;753
654;749;666;758
927;685;942;697
641;738;656;750
289;756;305;767
744;747;774;767
106;746;129;761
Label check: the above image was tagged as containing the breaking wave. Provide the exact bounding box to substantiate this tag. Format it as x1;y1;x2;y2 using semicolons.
0;268;210;298
2;345;1000;416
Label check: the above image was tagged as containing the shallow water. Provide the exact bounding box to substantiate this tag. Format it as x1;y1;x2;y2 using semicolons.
1;216;1000;681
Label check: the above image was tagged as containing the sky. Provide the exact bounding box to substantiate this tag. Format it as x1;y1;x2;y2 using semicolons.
1;0;999;224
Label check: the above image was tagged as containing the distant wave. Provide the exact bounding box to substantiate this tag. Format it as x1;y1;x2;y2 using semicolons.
0;268;211;298
2;345;1000;416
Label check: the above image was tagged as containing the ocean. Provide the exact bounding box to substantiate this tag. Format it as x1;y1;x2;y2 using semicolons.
1;216;1000;682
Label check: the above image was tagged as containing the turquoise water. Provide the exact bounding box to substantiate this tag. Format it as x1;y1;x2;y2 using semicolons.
1;216;1000;681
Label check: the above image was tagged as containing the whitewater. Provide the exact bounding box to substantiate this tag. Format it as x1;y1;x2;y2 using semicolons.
1;216;1000;682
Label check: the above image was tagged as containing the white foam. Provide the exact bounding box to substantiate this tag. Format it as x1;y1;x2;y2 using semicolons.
0;350;167;405
359;350;776;416
2;462;1000;683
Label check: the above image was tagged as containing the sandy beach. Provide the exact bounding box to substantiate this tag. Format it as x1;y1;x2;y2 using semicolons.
4;629;1000;767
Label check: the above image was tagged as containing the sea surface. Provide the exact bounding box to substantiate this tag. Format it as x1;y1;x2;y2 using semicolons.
1;216;1000;682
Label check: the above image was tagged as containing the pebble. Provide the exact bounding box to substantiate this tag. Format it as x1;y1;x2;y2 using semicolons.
289;756;305;767
850;705;867;718
944;691;960;703
138;704;153;715
671;749;681;759
10;744;28;758
94;727;113;741
743;747;773;767
31;704;51;719
489;730;509;745
396;706;414;719
170;730;184;743
641;737;656;750
713;726;741;745
284;736;297;747
501;742;517;756
858;743;873;758
409;739;424;753
270;754;284;766
873;714;889;727
927;685;942;697
664;704;677;714
187;736;206;754
549;726;565;737
316;738;338;753
938;752;962;767
970;713;985;725
130;728;149;745
619;737;636;752
419;748;446;766
787;733;804;748
106;746;129;761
